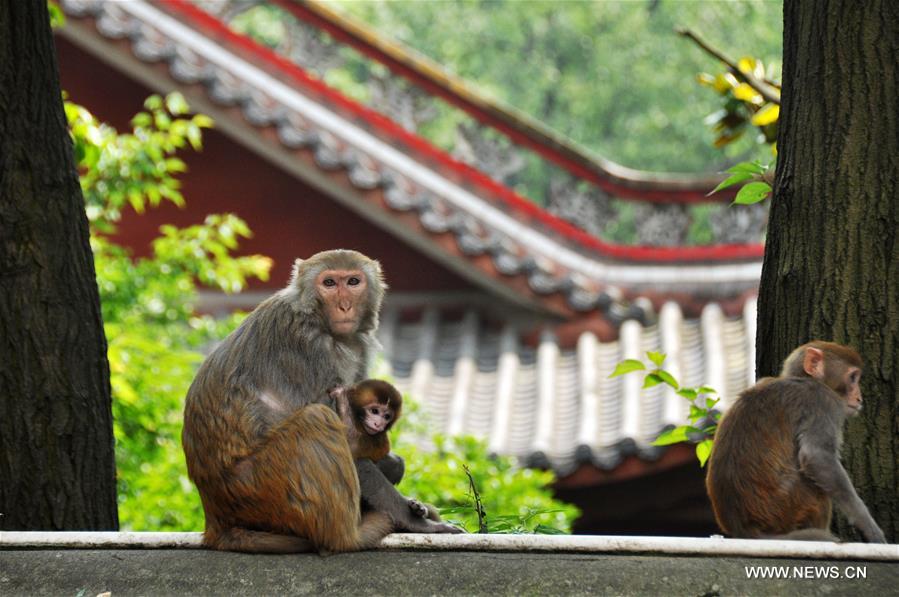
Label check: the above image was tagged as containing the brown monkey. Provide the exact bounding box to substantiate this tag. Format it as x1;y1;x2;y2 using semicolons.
182;249;460;554
706;341;886;543
334;379;402;462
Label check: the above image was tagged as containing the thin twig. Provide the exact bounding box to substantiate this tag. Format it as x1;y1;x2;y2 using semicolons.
676;26;781;106
463;464;488;534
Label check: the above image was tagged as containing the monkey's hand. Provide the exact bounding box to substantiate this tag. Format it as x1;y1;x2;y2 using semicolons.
860;521;887;544
328;386;352;422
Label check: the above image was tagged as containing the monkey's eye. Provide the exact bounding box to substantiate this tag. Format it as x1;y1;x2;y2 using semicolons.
348;277;361;286
323;278;336;287
849;371;860;384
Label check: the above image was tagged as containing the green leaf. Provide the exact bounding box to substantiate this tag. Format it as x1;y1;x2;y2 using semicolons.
434;506;473;514
733;181;772;205
646;351;666;367
609;359;645;378
677;388;698;400
708;161;768;196
696;439;714;467
653;369;679;389
131;112;152;128
652;426;689;446
533;524;566;535
186;125;203;151
709;171;754;195
726;161;767;175
192;114;214;128
48;2;66;28
144;95;163;111
705;397;720;410
643;373;663;389
164;158;187;173
165;92;190;116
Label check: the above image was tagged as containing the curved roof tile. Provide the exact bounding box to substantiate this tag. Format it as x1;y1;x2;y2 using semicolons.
379;299;757;474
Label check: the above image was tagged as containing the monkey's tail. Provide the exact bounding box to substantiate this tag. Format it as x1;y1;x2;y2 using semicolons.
207;527;316;553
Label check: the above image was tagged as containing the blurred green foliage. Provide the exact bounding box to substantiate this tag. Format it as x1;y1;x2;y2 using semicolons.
396;435;580;534
329;0;783;173
70;92;575;531
224;0;780;241
68;92;271;529
387;395;579;533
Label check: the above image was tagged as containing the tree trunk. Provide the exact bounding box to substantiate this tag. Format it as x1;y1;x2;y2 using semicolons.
757;0;898;541
0;1;118;529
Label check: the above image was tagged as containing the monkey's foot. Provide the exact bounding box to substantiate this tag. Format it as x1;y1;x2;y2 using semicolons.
407;498;428;518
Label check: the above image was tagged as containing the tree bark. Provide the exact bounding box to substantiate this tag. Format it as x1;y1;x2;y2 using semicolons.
757;0;898;541
0;1;118;529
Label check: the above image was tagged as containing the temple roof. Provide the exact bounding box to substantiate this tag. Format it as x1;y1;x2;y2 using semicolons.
377;297;755;474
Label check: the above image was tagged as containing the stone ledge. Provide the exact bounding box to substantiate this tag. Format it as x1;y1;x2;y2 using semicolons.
2;538;898;597
2;531;897;561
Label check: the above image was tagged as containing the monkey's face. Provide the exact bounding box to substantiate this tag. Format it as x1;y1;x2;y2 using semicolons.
358;402;394;435
801;345;864;416
835;366;863;416
316;269;368;336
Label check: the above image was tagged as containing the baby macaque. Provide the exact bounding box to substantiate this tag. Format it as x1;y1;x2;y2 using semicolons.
332;379;401;462
331;380;439;522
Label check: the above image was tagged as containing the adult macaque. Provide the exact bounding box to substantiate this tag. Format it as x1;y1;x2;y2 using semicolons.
706;341;886;543
332;379;402;463
182;250;459;554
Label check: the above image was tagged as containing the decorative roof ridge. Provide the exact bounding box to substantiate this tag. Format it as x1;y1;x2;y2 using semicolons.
150;0;765;263
290;0;734;201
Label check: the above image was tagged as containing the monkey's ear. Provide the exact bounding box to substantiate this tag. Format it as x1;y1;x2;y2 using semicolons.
803;347;826;378
289;258;304;286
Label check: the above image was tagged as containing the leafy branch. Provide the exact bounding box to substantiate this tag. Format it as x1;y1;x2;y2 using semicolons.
676;27;781;106
66;92;213;234
610;352;720;466
677;28;781;205
709;160;774;205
